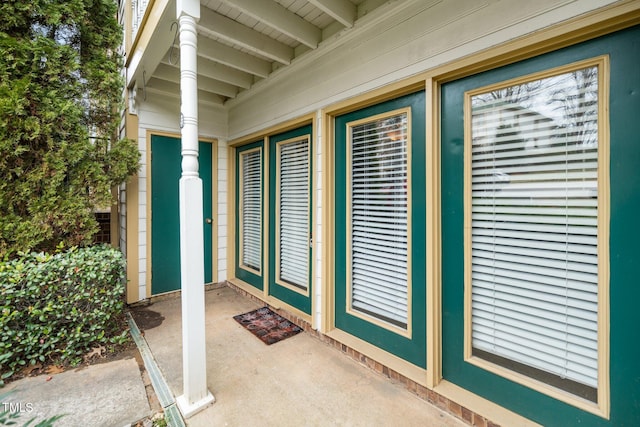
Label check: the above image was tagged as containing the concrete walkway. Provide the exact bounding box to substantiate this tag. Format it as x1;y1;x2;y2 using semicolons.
137;285;467;427
1;284;467;426
3;355;152;426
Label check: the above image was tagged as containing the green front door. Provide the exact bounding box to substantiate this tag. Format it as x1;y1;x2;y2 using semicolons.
334;92;427;368
441;26;640;426
268;125;313;314
151;135;214;295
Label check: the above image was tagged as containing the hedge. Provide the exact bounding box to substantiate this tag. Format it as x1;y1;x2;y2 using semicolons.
0;245;129;384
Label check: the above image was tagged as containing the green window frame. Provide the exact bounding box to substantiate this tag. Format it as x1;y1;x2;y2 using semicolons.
347;109;412;330
235;141;264;290
437;25;640;425
275;135;311;293
464;58;608;404
334;91;427;368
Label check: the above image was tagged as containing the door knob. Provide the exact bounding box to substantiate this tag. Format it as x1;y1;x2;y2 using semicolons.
205;218;213;224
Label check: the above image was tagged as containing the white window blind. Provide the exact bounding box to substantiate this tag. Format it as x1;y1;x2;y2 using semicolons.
278;139;310;289
350;113;409;328
469;66;600;397
241;149;262;271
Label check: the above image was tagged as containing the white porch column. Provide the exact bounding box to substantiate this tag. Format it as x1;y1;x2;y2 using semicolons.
175;0;215;418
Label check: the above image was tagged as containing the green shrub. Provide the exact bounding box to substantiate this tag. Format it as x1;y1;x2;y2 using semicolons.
0;245;129;384
0;0;140;258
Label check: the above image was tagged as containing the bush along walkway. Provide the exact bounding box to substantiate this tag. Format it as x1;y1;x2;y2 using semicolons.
0;245;179;426
0;245;130;386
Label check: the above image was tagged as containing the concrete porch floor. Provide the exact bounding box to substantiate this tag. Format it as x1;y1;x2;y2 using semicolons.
135;284;467;427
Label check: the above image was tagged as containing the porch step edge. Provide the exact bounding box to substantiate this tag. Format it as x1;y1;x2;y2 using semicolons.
126;312;187;427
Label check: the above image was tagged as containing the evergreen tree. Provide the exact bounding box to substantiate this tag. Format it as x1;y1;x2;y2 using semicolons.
0;0;139;257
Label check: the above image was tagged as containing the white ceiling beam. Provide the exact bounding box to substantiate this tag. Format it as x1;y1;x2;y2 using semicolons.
222;0;321;48
198;7;293;65
197;35;271;78
308;0;356;28
145;78;225;106
196;56;253;89
152;63;238;98
161;52;254;88
152;63;182;83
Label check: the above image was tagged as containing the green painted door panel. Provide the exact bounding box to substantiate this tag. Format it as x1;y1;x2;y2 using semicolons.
151;135;213;295
235;141;264;290
441;25;640;426
334;91;427;368
201;142;213;284
268;124;313;314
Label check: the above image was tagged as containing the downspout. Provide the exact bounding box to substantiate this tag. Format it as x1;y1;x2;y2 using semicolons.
175;0;215;418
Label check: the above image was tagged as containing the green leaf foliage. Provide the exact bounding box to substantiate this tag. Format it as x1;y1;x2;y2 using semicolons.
0;245;129;382
0;1;140;257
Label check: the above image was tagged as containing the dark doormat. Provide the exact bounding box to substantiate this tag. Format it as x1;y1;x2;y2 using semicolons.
233;307;303;345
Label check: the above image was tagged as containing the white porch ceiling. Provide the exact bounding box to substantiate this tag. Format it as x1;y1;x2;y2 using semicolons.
134;0;400;106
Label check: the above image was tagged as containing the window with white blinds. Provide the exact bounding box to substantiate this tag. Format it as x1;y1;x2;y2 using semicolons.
349;111;409;329
277;138;310;290
468;65;601;401
240;149;262;272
